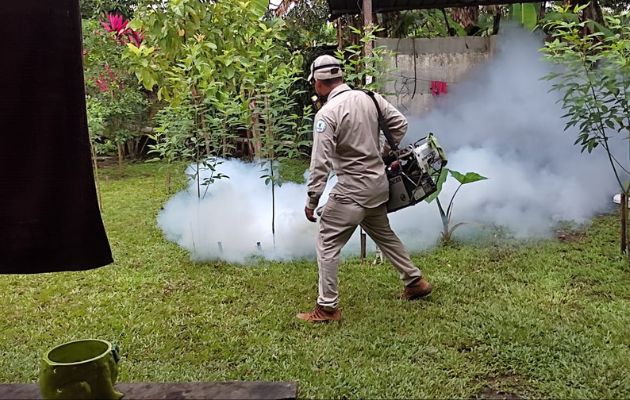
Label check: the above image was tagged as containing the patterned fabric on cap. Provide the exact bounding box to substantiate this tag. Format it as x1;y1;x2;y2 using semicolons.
308;54;343;82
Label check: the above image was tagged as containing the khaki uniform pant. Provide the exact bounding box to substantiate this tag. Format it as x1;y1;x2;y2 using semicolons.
316;195;422;310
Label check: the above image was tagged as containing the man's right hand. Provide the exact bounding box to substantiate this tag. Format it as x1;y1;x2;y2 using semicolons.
383;151;398;165
304;206;317;223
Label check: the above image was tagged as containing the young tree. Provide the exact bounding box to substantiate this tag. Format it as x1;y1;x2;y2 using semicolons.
126;0;312;238
254;53;311;246
125;0;288;195
542;5;630;256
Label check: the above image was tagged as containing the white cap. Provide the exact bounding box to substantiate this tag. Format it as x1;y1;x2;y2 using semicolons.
307;55;343;82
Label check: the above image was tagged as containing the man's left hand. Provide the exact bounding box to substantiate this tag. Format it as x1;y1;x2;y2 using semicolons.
304;206;317;222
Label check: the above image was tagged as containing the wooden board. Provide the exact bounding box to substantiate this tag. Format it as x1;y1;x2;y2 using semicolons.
0;382;298;400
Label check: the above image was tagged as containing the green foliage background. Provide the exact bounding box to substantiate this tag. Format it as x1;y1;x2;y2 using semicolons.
82;19;148;158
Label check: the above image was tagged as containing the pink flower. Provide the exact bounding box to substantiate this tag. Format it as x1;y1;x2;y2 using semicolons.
95;75;109;92
104;64;116;81
126;29;144;47
100;13;144;47
101;13;129;36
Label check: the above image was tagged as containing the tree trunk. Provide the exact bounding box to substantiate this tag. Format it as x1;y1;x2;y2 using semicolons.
441;9;455;36
336;17;344;49
583;0;604;24
221;127;227;158
90;139;103;212
568;0;604;25
264;95;273;160
117;142;124;174
379;11;401;37
271;166;276;248
337;15;362;49
249;99;263;159
492;10;501;35
264;94;276;246
451;6;480;35
199;108;211;157
273;0;293;16
196;160;201;199
191;87;211;158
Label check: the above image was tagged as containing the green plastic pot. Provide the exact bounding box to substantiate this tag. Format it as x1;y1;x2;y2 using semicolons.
39;339;123;400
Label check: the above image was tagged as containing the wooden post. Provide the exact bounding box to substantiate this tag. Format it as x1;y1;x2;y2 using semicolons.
363;0;373;85
373;246;383;265
621;192;627;255
360;228;367;263
117;142;124;174
363;0;373;57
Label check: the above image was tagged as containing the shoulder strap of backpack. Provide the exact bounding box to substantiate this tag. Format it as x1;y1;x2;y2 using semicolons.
359;89;398;152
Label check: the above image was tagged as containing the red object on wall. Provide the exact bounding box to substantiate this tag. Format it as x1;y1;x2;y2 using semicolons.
431;80;448;96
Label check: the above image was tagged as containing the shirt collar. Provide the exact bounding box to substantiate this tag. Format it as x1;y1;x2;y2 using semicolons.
327;84;352;101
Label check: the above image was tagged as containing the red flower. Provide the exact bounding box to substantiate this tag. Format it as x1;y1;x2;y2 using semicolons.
104;64;116;81
100;12;143;47
95;75;109;92
126;29;144;47
101;13;129;36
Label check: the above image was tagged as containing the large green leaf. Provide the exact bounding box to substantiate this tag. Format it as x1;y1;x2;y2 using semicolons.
449;170;488;185
250;0;269;17
140;69;156;90
511;3;538;30
424;168;449;204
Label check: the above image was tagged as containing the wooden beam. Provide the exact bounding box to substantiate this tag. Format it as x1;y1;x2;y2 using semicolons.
329;0;542;19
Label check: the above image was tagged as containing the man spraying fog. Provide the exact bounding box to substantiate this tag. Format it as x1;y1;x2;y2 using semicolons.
297;55;432;323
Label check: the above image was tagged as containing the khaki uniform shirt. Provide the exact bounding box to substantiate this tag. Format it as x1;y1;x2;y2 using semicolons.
306;84;408;209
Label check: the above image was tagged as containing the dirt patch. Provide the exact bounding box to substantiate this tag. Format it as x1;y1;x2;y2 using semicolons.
474;375;525;400
555;228;587;243
95;156;118;169
477;387;522;400
568;275;615;300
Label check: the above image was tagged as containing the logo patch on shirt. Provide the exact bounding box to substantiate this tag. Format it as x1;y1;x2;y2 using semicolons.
315;119;327;133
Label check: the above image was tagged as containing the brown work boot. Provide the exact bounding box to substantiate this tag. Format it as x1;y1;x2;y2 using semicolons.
399;278;432;300
296;304;342;323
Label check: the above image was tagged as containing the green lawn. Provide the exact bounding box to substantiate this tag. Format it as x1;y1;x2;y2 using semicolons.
1;161;629;399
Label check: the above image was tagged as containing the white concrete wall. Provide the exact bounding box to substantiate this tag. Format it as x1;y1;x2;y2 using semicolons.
376;36;497;116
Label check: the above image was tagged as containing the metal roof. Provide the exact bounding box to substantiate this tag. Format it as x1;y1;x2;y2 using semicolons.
327;0;540;18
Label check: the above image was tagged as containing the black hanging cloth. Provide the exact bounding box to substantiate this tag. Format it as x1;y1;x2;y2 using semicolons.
0;0;113;274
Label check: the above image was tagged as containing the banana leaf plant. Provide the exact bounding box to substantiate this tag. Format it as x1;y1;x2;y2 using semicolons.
510;3;539;31
425;168;488;244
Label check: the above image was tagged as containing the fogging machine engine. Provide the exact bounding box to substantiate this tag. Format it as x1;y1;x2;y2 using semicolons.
363;90;448;213
385;134;447;213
